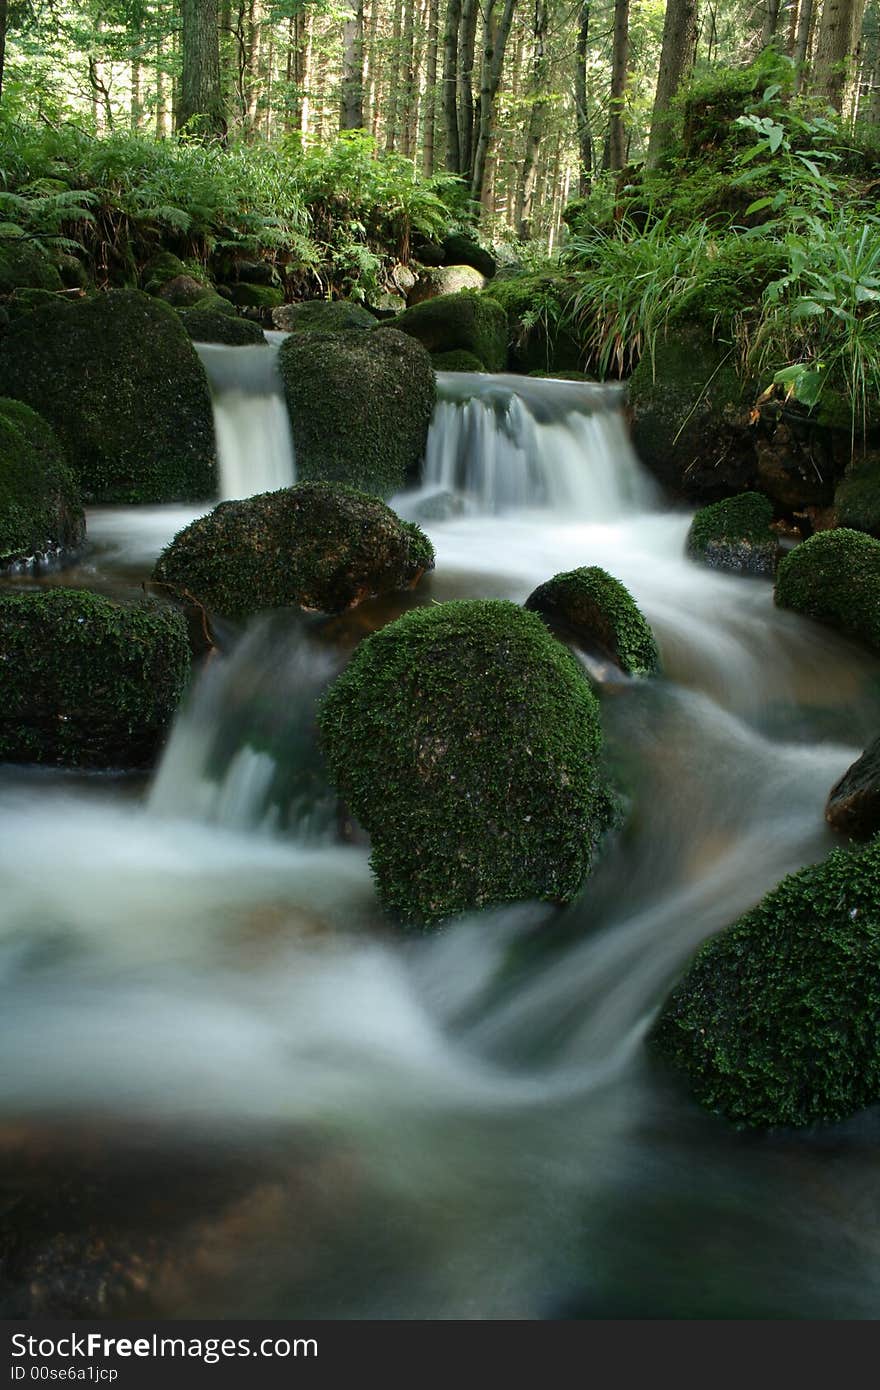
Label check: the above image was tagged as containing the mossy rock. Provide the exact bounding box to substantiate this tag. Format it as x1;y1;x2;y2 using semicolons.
271;300;377;333
686;492;778;576
485;272;581;374
0;588;190;769
3;288;68;323
408;265;486;306
178;308;265;346
834;458;880;538
774;527;880;653
193;293;237;318
153;482;434;622
158;274;212;308
441;233;496;279
319;599;614;926
431;350;486;373
394;292;507;373
628;326;756;501
0;239;63;295
524;567;660;677
229;284;284;310
0;399;85;568
142;252;189;296
278;328;435;498
650;836;880;1128
0;289;217;504
826;736;880;841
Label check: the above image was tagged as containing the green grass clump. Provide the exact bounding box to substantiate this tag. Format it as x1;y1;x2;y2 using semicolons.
154;482;434;622
0;399;84;566
319;598;614;926
687;492;777;575
774;527;880;651
524;567;660;677
394;291;507;372
651;836;880;1128
0;588;190;768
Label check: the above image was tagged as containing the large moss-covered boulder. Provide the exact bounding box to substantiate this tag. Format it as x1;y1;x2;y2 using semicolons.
319;599;614;925
228;284;284;311
271;300;377;333
524;567;660;677
142;252;189;295
408;266;486;306
686;492;778;576
826;737;880;840
430;350;486;373
774;528;880;652
651;837;880;1128
486;272;581;374
0;290;217;503
178;308;265;346
279;328;435;497
153;483;434;623
394;292;507;373
0;237;63;295
441;233;496;279
158;274;212;308
628;327;756;501
0;400;85;568
0;588;190;768
834;457;880;538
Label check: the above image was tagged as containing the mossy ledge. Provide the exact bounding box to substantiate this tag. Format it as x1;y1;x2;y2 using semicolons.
0;588;190;769
0;289;217;504
650;837;880;1129
318;598;614;927
153;482;434;622
524;566;660;677
686;492;778;576
774;527;880;652
0;399;85;570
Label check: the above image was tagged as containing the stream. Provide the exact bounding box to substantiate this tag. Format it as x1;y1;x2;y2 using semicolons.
2;348;880;1319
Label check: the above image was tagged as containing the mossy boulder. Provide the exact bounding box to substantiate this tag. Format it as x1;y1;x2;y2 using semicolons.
431;350;486;373
153;482;434;623
834;457;880;538
408;266;486;306
485;272;580;374
178;308;265;346
319;599;614;925
228;284;284;311
628;327;756;501
0;400;85;568
0;588;190;769
774;528;880;653
0;238;63;295
524;567;660;677
142;252;189;295
193;293;237;317
826;736;880;841
0;289;217;504
441;233;496;279
271;300;377;333
651;837;880;1128
158;274;212;308
3;288;68;324
394;292;507;373
278;328;435;497
686;492;778;576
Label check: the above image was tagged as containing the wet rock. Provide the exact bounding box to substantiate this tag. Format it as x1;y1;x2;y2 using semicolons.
430;349;486;372
412;490;467;522
826;737;880;840
755;421;838;510
178;308;265;346
686;492;778;576
228;284;284;312
774;527;880;654
271;299;377;333
525;566;660;677
0;399;84;571
394;292;507;373
141;251;189;295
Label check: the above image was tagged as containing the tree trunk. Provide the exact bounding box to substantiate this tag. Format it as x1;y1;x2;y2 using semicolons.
385;0;404;150
793;0;814;84
179;0;226;136
300;11;314;140
645;0;698;170
457;0;478;175
244;0;261;133
0;0;7;107
422;0;441;171
470;0;517;202
763;0;782;44
811;0;866;109
515;0;548;240
574;0;593;195
400;0;417;153
607;0;629;171
341;0;365;128
442;0;462;170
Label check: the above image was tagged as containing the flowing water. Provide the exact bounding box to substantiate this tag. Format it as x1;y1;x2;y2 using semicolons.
2;362;880;1319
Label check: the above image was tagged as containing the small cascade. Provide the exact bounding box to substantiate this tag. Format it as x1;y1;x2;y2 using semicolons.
422;372;658;517
196;341;296;501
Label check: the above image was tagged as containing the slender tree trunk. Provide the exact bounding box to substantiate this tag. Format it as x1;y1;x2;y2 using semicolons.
300;11;314;139
385;0;404;149
244;0;261;132
607;0;629;171
0;0;7;106
179;0;226;135
422;0;441;171
400;0;416;153
574;0;593;195
763;0;782;44
341;0;365;128
811;0;866;109
645;0;698;169
457;0;478;174
470;0;517;201
364;0;381;135
515;0;548;239
442;0;462;169
793;0;814;84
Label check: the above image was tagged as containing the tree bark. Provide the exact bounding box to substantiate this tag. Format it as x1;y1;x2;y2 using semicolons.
811;0;866;109
470;0;517;201
179;0;226;136
341;0;365;128
763;0;782;44
793;0;814;85
0;0;7;107
422;0;441;171
442;0;462;170
574;0;593;195
457;0;479;175
607;0;629;171
645;0;698;170
385;0;404;149
400;0;417;153
515;0;548;240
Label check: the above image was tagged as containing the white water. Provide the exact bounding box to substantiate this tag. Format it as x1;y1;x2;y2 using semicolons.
195;341;296;501
3;371;880;1318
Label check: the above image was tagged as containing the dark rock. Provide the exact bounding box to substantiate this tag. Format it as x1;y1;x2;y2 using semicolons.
525;566;660;677
826;737;880;840
178;308;265;346
687;492;778;576
158;274;212;308
834;455;880;538
141;252;189;295
229;285;284;311
441;233;497;279
0;399;84;570
0;239;63;295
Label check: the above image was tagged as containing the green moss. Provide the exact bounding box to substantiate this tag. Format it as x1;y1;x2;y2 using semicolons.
0;239;63;294
272;300;377;333
0;588;190;768
835;460;880;537
229;284;284;309
774;527;880;652
319;598;614;926
430;350;487;372
524;567;660;677
0;289;217;504
441;233;496;279
153;482;434;622
650;836;880;1128
193;294;237;317
178;308;265;346
158;275;212;308
4;288;68;323
142;251;188;295
0;399;84;567
279;327;435;498
394;291;508;373
687;492;777;575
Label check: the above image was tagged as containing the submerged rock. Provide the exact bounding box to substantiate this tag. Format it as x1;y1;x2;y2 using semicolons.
0;399;84;569
278;328;435;497
651;837;880;1128
0;289;217;504
0;588;190;768
319;599;614;926
394;292;507;373
826;737;880;840
686;492;778;576
774;527;880;653
153;483;434;623
524;567;660;677
271;300;377;333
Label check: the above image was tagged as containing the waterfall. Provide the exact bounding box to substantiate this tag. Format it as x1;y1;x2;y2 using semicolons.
196;340;296;501
420;372;658;517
